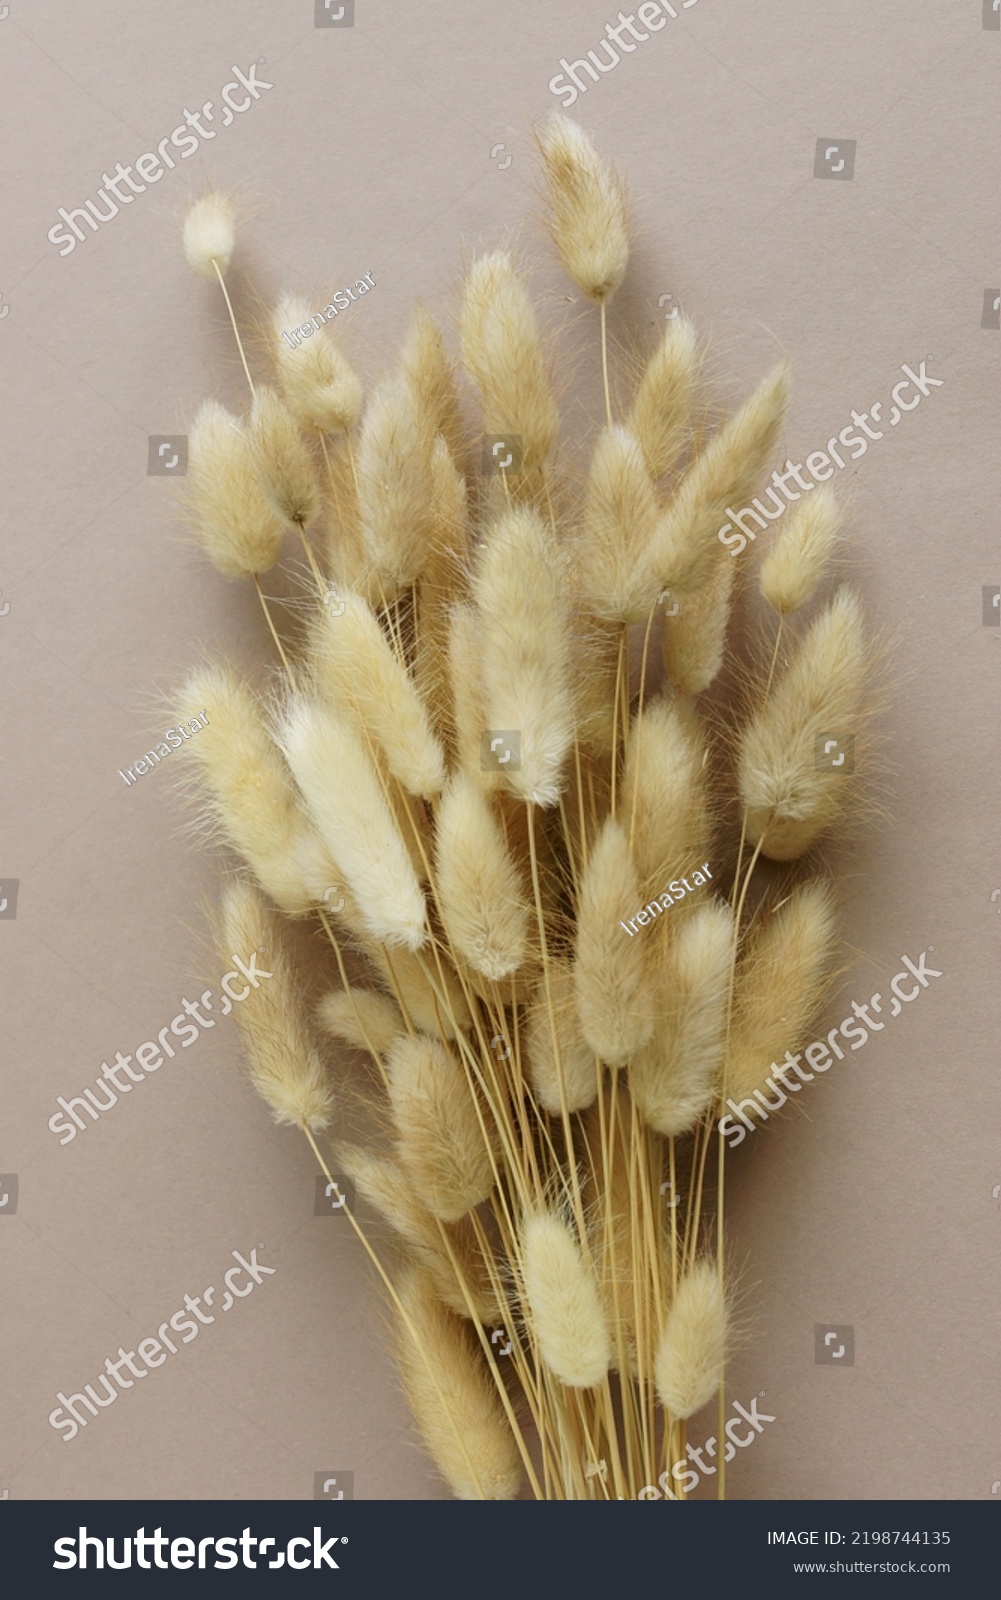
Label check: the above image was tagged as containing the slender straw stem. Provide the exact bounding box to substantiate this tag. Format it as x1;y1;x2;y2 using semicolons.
253;575;295;683
600;298;613;427
211;258;255;398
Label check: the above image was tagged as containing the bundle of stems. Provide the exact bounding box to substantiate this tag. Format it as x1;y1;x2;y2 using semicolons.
176;129;875;1500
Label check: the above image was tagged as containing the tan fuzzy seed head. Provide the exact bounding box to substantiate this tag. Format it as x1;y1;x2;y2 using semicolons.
401;304;465;464
386;1035;497;1223
620;696;712;903
188;400;285;578
395;1266;522;1499
525;959;598;1115
521;1211;612;1388
273;295;362;434
628;316;700;482
215;880;333;1131
249;386;320;528
460;251;558;482
436;775;531;980
654;1261;728;1419
355;375;436;592
573;817;655;1066
759;484;841;615
538;113;630;302
738;586;868;859
661;545;737;696
576;425;659;622
182;193;236;278
315;988;405;1056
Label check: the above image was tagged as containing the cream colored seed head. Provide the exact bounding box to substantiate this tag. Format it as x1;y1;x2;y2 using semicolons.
177;663;347;918
576;424;659;622
249;385;320;528
435;775;531;981
472;504;575;807
355;374;436;592
724;880;837;1105
538;113;629;302
273;295;362;434
395;1266;523;1499
525;958;599;1115
573;816;655;1066
521;1211;611;1388
187;400;285;578
276;697;428;950
182;193;235;278
759;484;841;614
738;586;868;859
647;362;789;596
628;315;700;482
215;880;333;1131
460;250;558;480
661;544;737;696
401;303;465;464
620;694;711;902
385;1034;497;1223
315;988;405;1055
654;1261;728;1419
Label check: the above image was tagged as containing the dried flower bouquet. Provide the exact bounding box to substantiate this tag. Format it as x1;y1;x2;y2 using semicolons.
175;116;874;1500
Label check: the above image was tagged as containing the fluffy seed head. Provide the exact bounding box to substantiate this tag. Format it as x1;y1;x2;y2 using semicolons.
188;400;285;577
630;903;734;1136
661;546;737;696
538;113;630;302
620;696;712;902
276;698;428;950
628;316;700;482
573;817;655;1066
273;295;362;433
401;304;464;464
738;586;868;859
310;590;446;797
646;363;789;595
315;988;404;1056
249;386;320;528
395;1266;522;1499
525;959;598;1115
521;1211;612;1388
460;251;558;483
576;425;659;621
472;505;575;807
215;880;333;1130
355;375;436;592
177;664;347;918
654;1262;728;1419
182;193;235;278
386;1035;497;1222
435;776;531;980
759;484;841;614
724;881;837;1105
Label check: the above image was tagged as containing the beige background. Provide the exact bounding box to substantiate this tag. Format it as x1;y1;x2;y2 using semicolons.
1;0;998;1500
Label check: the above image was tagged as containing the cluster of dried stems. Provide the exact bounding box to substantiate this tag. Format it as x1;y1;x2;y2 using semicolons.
175;116;875;1501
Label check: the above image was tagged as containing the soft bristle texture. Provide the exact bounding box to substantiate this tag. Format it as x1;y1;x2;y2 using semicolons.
646;363;789;595
401;304;465;464
538;113;629;302
460;251;558;485
576;425;658;622
628;316;700;482
525;959;598;1115
724;881;837;1105
573;817;654;1066
759;484;841;615
521;1211;611;1388
435;775;531;980
365;944;473;1040
310;591;446;797
249;386;321;528
336;1144;498;1324
273;295;362;434
414;439;468;747
661;546;737;696
472;505;574;807
385;1035;497;1223
215;880;333;1130
276;699;427;950
182;193;235;278
355;375;435;595
315;988;404;1055
177;664;346;918
630;903;734;1136
395;1266;523;1499
654;1262;728;1419
582;1080;656;1380
188;400;285;577
737;586;868;859
620;697;711;903
447;604;502;792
